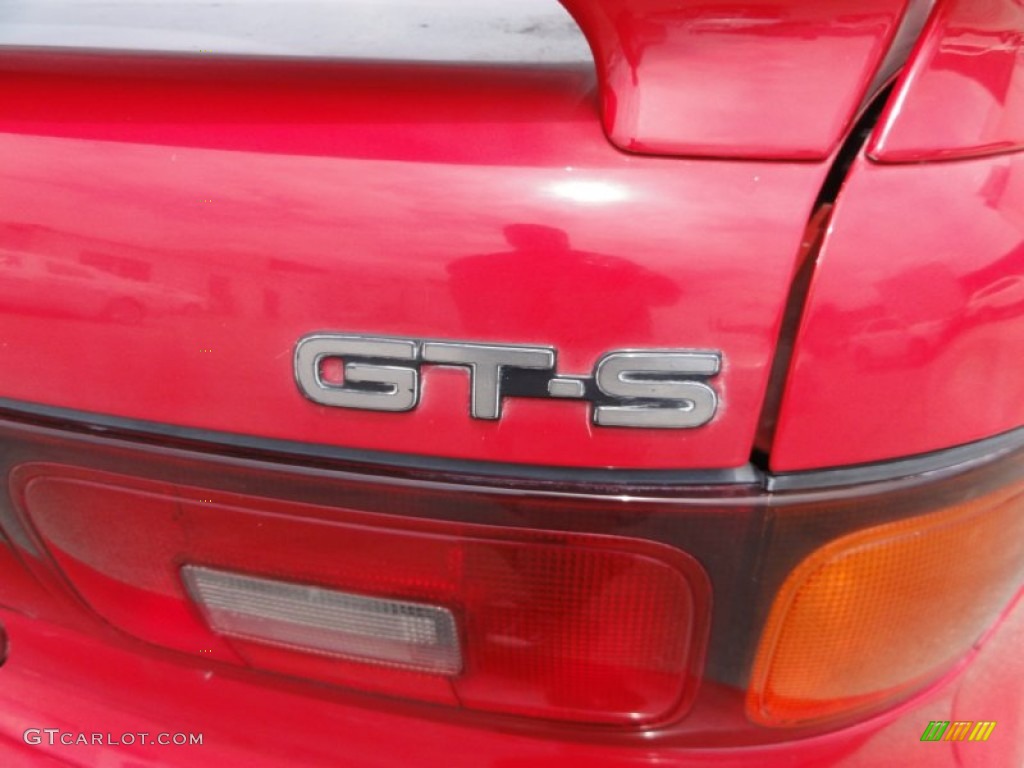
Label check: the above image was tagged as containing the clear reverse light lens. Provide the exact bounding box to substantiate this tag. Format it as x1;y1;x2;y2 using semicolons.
182;565;462;675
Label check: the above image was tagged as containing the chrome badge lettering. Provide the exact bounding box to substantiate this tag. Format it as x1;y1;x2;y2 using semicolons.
295;334;722;429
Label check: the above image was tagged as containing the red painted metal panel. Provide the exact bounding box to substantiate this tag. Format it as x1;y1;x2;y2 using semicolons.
560;0;910;159
771;150;1024;470
0;52;827;470
870;0;1024;162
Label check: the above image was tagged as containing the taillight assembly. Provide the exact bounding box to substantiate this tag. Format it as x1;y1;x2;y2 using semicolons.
0;414;1021;745
12;462;709;726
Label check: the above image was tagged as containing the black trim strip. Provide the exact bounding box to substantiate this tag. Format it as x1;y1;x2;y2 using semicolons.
1;397;1021;493
767;426;1024;491
0;397;761;489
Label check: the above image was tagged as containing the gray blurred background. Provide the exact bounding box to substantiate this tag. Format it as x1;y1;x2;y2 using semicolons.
0;0;592;62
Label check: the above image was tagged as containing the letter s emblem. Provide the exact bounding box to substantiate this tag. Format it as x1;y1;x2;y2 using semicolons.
593;350;721;428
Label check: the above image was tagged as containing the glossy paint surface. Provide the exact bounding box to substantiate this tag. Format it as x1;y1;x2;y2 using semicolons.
0;595;1019;766
0;52;827;470
870;0;1024;162
771;149;1024;470
560;0;910;159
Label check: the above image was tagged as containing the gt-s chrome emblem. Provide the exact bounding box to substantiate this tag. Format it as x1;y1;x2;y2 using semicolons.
295;334;722;429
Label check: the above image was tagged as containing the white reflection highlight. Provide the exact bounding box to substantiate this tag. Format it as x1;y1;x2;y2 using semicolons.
547;180;629;204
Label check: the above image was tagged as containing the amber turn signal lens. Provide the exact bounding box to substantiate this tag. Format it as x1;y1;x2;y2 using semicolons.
748;483;1024;726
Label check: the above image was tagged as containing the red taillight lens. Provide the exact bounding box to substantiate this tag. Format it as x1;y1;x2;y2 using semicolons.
13;463;709;726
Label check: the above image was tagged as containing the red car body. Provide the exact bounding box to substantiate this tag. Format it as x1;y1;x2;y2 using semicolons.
0;0;1021;765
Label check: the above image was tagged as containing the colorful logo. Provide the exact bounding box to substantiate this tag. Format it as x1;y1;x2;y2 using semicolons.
920;721;996;742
